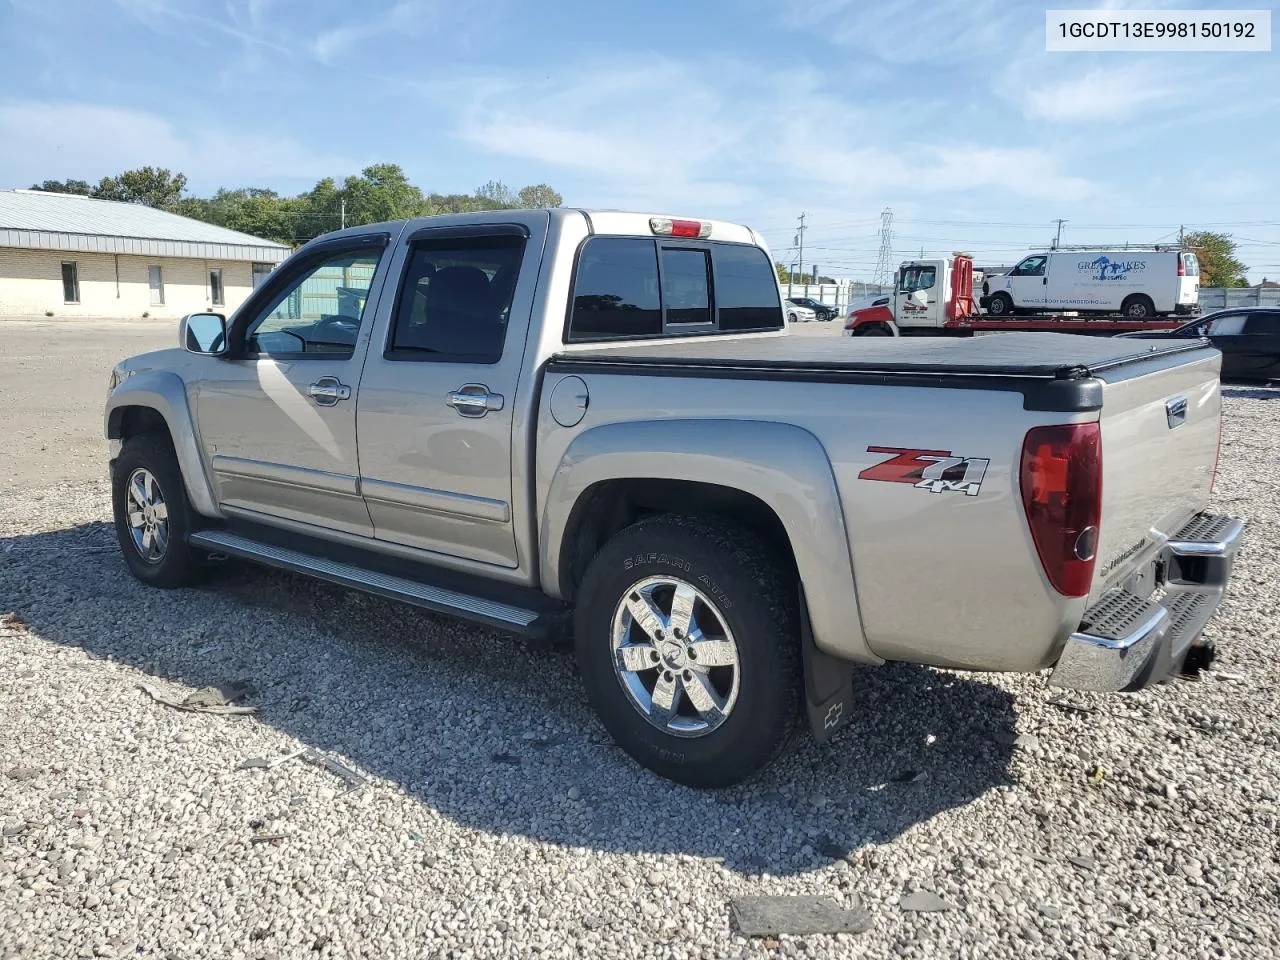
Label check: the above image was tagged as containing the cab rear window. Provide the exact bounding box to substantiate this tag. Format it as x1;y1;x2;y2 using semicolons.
567;237;782;341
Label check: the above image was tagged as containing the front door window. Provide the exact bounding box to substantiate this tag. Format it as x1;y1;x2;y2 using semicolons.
245;251;381;358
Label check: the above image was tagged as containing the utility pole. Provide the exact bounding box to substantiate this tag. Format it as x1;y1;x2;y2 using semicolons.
872;207;895;290
340;198;346;230
1179;224;1185;248
795;212;807;286
1052;218;1068;249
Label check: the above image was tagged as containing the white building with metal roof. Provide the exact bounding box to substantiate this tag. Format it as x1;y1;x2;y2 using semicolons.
0;189;291;319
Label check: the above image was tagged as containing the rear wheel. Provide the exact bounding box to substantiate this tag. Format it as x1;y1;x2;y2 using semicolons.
1122;295;1156;319
111;434;210;588
987;292;1013;316
574;516;799;788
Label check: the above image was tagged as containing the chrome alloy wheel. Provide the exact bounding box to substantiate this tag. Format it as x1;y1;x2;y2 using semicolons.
125;467;170;563
610;576;741;737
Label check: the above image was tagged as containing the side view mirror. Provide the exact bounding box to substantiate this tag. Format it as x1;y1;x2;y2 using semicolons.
911;289;929;306
181;313;228;356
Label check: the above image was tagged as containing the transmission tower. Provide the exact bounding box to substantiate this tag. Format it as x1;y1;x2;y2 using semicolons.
872;207;894;289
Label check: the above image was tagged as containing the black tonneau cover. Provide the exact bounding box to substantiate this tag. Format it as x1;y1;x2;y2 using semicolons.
548;332;1215;413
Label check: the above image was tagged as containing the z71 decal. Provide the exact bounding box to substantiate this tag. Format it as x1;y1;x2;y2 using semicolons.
858;446;990;497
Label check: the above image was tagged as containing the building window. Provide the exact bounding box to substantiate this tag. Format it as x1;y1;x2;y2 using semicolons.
61;262;80;303
209;268;224;306
148;265;165;306
252;263;273;289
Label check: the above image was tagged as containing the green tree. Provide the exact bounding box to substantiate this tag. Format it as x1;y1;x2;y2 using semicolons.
775;262;834;284
179;187;300;245
475;179;517;208
341;163;427;226
296;177;345;241
517;183;563;209
30;179;92;195
92;167;188;209
30;163;563;246
1183;230;1248;287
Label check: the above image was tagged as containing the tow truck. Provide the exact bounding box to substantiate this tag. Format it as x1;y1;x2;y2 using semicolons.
845;254;1191;337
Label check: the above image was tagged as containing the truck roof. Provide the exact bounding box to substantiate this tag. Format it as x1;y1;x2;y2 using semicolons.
312;208;762;248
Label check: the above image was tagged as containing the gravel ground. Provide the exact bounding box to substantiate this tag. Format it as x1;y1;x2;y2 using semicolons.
2;322;1279;958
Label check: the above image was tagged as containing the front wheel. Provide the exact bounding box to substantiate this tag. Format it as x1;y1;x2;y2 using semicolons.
574;516;799;788
111;434;210;588
986;292;1013;316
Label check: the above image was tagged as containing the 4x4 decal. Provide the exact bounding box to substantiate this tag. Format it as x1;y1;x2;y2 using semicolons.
859;446;990;497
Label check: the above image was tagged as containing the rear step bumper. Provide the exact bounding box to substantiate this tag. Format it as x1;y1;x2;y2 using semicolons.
1049;513;1245;692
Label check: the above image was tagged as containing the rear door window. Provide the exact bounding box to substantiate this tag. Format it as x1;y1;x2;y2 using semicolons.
1243;313;1280;336
387;234;526;363
568;237;783;341
1182;253;1200;277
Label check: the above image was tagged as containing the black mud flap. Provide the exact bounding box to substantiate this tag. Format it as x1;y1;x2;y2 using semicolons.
800;586;855;742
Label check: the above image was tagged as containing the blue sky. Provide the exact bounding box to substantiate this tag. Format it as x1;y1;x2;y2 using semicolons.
1;0;1277;280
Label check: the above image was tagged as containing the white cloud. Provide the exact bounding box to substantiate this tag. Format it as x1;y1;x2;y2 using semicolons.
437;56;1096;216
311;0;469;65
0;101;358;190
1016;62;1181;123
781;0;1035;64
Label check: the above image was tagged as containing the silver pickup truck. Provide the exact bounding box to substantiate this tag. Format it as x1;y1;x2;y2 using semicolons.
104;209;1245;787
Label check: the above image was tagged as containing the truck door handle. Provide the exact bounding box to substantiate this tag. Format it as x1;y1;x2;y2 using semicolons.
447;384;504;418
1042;277;1048;284
308;377;351;406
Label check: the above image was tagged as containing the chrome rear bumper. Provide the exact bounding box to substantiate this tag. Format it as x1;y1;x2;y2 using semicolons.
1050;514;1245;692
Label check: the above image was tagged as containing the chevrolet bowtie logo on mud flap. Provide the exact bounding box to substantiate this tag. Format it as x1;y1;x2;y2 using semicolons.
823;702;844;730
858;447;990;497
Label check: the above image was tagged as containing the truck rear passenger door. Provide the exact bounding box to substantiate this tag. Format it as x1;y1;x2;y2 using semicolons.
353;218;547;568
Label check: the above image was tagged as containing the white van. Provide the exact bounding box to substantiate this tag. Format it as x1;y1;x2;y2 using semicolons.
981;249;1200;318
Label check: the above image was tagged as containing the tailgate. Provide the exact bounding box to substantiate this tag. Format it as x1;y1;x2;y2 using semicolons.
1092;347;1222;596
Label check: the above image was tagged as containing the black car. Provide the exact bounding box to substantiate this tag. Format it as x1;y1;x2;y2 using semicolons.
1116;308;1280;383
786;297;839;322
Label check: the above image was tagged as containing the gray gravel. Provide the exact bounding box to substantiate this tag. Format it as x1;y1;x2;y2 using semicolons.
2;321;1279;958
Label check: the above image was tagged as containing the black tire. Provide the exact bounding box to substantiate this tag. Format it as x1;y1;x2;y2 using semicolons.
856;324;892;337
574;515;799;788
987;292;1013;316
1122;295;1156;319
111;433;209;588
787;312;798;323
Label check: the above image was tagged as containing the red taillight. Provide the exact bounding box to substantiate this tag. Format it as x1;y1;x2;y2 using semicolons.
650;217;711;239
1178;256;1186;277
1020;422;1103;597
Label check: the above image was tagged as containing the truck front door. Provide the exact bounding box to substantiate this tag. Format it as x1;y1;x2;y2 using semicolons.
1005;255;1048;311
353;217;547;569
193;234;393;536
896;263;940;327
